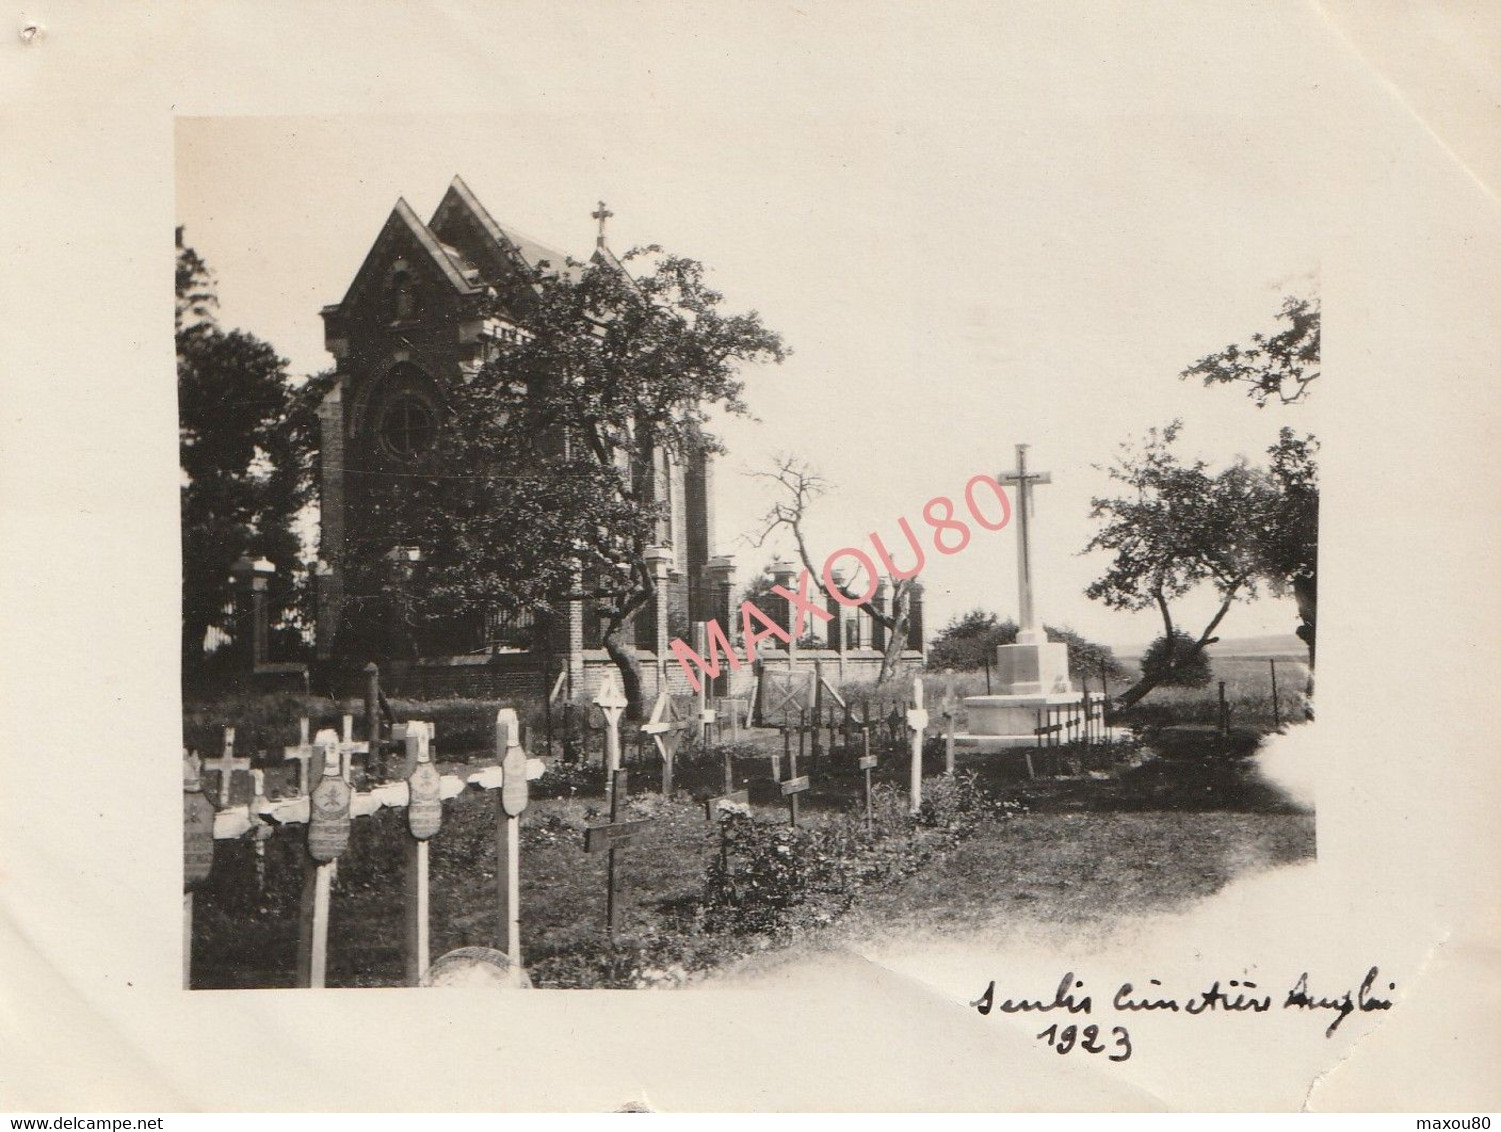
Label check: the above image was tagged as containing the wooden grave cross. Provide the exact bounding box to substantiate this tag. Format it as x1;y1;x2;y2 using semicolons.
282;718;317;796
940;686;959;776
641;690;690;796
780;724;811;827
298;728;351;989
857;726;878;829
182;751;216;989
402;720;441;985
704;742;748;820
333;713;369;783
907;677;929;815
691;623;718;747
249;768;274;889
493;708;534;985
202;728;252;809
593;670;628;772
584;769;652;938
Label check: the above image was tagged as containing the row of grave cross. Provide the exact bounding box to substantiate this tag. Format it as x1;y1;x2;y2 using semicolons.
185;711;545;989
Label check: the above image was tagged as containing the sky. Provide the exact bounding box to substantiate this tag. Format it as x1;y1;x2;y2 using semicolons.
175;11;1332;653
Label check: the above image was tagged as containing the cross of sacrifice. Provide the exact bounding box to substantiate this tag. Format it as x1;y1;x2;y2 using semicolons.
996;442;1053;634
202;728;252;809
641;690;691;796
592;200;614;247
593;670;628;772
584;768;652;938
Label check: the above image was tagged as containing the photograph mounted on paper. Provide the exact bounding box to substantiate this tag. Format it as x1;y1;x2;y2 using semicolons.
178;116;1319;991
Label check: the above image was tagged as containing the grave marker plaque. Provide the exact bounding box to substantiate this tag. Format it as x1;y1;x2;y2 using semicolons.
307;729;352;863
405;722;441;840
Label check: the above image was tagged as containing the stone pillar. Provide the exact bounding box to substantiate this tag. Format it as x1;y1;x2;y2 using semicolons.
644;545;675;679
825;568;846;653
315;379;345;658
771;560;799;666
685;443;714;622
907;581;926;658
230;556;274;668
705;555;736;694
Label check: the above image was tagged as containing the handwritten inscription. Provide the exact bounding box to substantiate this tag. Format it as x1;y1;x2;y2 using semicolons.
971;967;1396;1055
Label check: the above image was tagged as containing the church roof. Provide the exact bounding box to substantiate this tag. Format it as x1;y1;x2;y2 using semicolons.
434;175;582;285
392;197;481;295
328;177;623;318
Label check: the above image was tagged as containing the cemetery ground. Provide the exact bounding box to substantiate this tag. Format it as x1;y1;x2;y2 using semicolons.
186;666;1313;990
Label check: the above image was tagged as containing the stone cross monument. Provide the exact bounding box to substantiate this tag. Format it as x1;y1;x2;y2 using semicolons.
993;444;1073;696
959;443;1085;749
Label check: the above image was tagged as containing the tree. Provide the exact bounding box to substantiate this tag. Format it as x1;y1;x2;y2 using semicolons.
1140;630;1213;688
178;232;314;675
1182;295;1320;407
1261;427;1319;666
1084;422;1279;706
356;247;785;716
927;608;1130;684
748;455;913;684
1183;294;1320;663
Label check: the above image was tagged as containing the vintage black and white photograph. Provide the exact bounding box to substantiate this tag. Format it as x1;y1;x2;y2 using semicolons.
5;1;1499;1115
177;114;1320;994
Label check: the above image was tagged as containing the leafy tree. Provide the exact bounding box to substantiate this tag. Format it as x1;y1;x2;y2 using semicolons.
1084;422;1279;706
927;608;1129;684
1182;295;1320;407
1261;427;1319;665
353;247;785;716
1140;630;1213;688
1182;294;1320;663
178;232;314;675
748;455;914;684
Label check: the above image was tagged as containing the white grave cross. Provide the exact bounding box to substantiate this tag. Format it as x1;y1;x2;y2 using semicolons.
593;670;628;772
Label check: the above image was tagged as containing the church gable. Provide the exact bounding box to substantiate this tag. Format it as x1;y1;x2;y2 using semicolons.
429;176;581;311
332;198;479;323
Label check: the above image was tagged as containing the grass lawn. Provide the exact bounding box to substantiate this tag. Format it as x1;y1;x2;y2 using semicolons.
835;810;1314;939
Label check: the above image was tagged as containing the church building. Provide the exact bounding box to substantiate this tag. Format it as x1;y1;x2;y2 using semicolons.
312;176;735;698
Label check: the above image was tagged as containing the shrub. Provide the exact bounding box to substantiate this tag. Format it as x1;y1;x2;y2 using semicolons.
1140;632;1213;688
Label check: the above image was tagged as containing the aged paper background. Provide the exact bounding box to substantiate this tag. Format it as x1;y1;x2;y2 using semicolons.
2;0;1499;1112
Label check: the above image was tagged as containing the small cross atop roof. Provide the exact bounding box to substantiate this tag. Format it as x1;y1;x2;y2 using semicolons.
591;200;614;248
